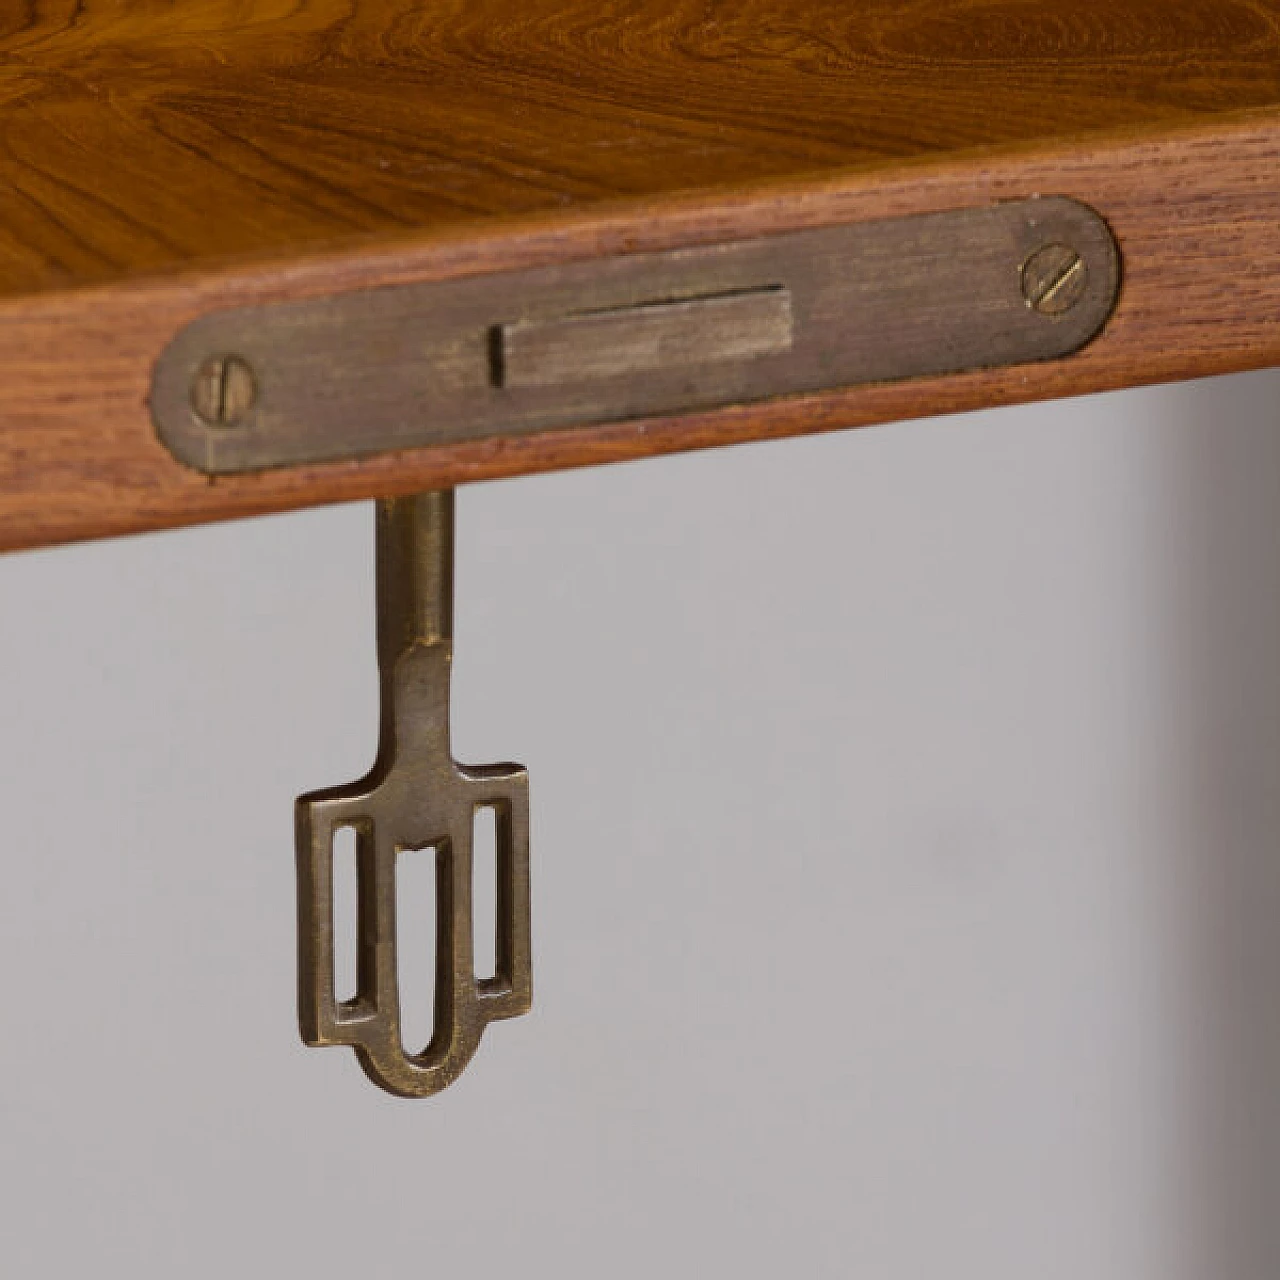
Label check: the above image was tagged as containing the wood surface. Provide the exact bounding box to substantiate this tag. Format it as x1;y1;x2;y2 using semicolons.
1;0;1279;551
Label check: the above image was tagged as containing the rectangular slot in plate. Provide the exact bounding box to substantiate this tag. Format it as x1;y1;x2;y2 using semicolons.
494;287;794;390
152;196;1119;474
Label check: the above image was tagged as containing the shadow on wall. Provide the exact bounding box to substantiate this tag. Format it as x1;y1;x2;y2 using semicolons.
1160;368;1280;1280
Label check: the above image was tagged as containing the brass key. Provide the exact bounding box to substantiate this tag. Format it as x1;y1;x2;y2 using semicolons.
296;490;531;1097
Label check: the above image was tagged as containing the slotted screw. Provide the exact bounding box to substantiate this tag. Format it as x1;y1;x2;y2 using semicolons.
1022;244;1088;316
191;355;257;426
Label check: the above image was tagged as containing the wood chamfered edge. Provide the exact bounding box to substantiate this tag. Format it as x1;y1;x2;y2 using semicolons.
0;110;1279;554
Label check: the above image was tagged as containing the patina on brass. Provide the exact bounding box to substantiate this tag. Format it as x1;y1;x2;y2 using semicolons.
152;196;1120;475
296;490;531;1097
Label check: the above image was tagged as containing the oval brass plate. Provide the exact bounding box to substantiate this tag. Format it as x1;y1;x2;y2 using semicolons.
152;197;1119;475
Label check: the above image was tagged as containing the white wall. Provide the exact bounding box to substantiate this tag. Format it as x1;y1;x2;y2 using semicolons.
1;369;1278;1278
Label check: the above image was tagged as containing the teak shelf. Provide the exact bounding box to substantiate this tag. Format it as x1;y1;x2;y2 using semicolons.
0;0;1277;553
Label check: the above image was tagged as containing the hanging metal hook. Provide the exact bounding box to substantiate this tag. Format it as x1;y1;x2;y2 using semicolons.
296;491;531;1097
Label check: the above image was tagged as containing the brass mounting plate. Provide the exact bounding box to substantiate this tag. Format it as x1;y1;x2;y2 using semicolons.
151;197;1119;475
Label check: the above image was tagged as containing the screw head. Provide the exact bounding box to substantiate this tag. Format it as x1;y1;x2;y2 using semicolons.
191;355;257;427
1022;244;1088;316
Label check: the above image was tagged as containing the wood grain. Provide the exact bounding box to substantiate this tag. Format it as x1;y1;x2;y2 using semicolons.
1;0;1279;299
0;2;1279;550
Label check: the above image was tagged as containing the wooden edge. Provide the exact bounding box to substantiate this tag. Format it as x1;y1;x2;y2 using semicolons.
1;109;1278;554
